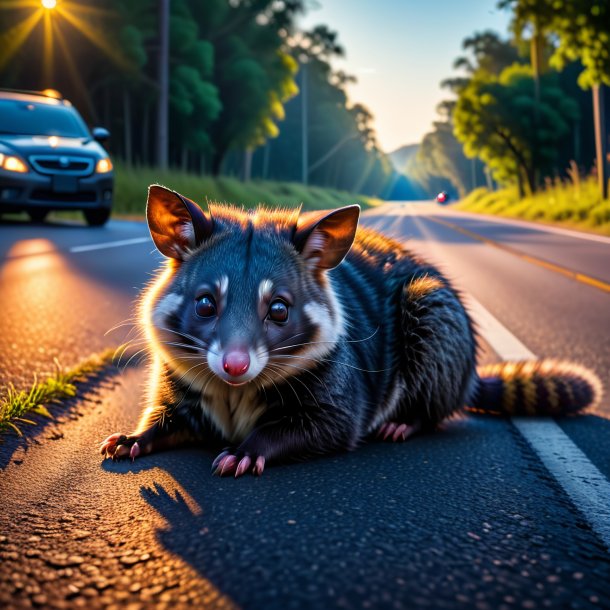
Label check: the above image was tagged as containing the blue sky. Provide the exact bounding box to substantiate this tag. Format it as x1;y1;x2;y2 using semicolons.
298;0;512;152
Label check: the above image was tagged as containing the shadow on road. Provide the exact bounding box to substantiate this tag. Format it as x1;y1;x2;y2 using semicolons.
100;415;610;608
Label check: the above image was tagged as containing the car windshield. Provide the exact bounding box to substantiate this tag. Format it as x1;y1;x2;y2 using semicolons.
0;99;90;138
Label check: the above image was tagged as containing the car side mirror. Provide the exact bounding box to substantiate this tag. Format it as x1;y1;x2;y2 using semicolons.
92;127;110;143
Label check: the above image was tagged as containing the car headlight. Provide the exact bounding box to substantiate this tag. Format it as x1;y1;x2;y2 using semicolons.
0;153;28;173
96;158;113;173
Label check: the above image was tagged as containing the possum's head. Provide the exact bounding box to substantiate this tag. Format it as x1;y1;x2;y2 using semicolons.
143;185;359;389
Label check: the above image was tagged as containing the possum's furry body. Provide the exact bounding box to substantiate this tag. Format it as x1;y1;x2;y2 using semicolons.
101;186;602;477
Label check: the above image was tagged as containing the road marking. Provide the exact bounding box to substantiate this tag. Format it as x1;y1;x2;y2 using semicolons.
463;295;536;360
448;208;610;245
426;215;610;294
512;418;610;549
70;237;150;253
468;294;610;551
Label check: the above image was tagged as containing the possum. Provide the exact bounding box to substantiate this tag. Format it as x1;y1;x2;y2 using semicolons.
100;185;603;477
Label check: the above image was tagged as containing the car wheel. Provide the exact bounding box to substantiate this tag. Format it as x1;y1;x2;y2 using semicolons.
84;208;111;227
29;209;49;223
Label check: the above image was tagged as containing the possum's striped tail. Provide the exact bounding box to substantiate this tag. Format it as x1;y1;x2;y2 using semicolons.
466;360;602;416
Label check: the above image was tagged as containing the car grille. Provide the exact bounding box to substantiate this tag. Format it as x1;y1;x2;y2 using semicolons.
29;155;95;176
31;190;97;203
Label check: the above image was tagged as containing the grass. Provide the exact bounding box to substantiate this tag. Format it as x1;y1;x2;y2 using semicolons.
455;176;610;236
113;164;383;217
0;348;117;438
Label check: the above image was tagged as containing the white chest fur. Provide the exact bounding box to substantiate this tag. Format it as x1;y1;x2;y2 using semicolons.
200;381;268;443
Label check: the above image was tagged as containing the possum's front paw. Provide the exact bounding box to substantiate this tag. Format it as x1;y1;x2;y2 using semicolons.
376;421;421;442
212;449;266;478
100;433;142;461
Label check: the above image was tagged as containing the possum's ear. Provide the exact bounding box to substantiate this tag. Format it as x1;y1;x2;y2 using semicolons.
294;204;360;270
146;184;213;260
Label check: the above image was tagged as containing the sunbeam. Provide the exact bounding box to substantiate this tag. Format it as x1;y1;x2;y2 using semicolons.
0;1;40;10
0;8;43;71
42;10;54;85
51;17;96;117
56;5;131;70
62;1;117;19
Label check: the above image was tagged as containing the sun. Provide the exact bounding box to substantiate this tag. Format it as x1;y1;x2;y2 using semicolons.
41;0;56;9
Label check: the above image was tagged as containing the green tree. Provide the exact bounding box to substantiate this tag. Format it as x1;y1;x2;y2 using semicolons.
500;0;610;87
500;0;610;199
192;0;303;174
453;64;579;195
417;121;473;197
255;27;393;196
409;32;521;198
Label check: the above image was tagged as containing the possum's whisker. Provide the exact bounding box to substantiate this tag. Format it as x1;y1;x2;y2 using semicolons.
120;346;152;371
266;360;335;409
104;316;140;336
269;327;380;353
173;360;211;388
258;370;285;407
272;353;391;374
154;325;213;351
263;364;303;408
176;366;210;409
266;363;323;411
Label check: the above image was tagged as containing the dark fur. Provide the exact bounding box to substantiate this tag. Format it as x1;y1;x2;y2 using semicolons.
100;186;601;473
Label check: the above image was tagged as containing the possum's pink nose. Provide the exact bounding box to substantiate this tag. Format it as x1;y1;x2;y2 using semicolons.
223;350;250;377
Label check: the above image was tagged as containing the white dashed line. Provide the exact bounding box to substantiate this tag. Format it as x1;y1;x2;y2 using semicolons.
469;296;610;551
70;237;150;253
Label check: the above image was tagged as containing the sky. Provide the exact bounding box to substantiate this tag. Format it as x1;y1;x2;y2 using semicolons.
298;0;512;153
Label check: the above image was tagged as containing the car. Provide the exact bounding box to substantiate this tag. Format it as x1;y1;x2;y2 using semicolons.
0;89;113;226
436;191;450;205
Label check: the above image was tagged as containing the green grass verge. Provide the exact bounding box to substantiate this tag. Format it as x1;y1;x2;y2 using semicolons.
113;164;383;217
455;177;610;236
0;348;116;438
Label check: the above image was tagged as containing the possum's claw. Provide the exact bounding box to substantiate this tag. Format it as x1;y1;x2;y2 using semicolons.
100;433;140;460
212;451;266;478
376;421;421;442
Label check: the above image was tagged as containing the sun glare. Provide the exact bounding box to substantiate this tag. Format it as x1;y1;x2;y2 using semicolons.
41;0;56;9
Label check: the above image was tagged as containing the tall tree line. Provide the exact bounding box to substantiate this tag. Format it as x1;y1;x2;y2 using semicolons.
0;0;394;196
409;0;609;199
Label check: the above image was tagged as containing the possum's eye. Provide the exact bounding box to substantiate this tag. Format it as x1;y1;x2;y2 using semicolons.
267;299;289;324
195;295;217;318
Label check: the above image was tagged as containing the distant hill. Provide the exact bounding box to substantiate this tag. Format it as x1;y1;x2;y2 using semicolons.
382;143;428;200
387;143;420;173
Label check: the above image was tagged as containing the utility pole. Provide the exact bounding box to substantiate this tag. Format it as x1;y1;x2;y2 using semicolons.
471;157;476;191
156;0;170;170
301;59;308;185
592;84;608;200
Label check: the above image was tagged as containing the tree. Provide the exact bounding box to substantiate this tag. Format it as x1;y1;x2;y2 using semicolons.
417;122;473;197
193;0;303;174
500;0;610;197
409;32;521;198
255;27;393;196
500;0;609;87
453;64;579;195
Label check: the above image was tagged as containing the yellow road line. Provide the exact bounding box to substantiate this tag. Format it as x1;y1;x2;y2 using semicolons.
427;216;610;294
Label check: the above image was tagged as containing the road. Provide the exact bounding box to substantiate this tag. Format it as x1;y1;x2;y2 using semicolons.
0;202;609;609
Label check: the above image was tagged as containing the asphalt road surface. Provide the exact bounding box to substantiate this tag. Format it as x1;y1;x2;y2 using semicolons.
0;202;609;610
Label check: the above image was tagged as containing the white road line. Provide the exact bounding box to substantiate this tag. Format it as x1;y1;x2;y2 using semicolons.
366;202;610;244
469;295;610;551
70;237;150;253
512;418;610;549
464;296;536;361
447;208;610;245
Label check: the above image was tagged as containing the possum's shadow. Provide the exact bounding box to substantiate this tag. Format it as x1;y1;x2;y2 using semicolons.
105;414;610;608
122;416;498;607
